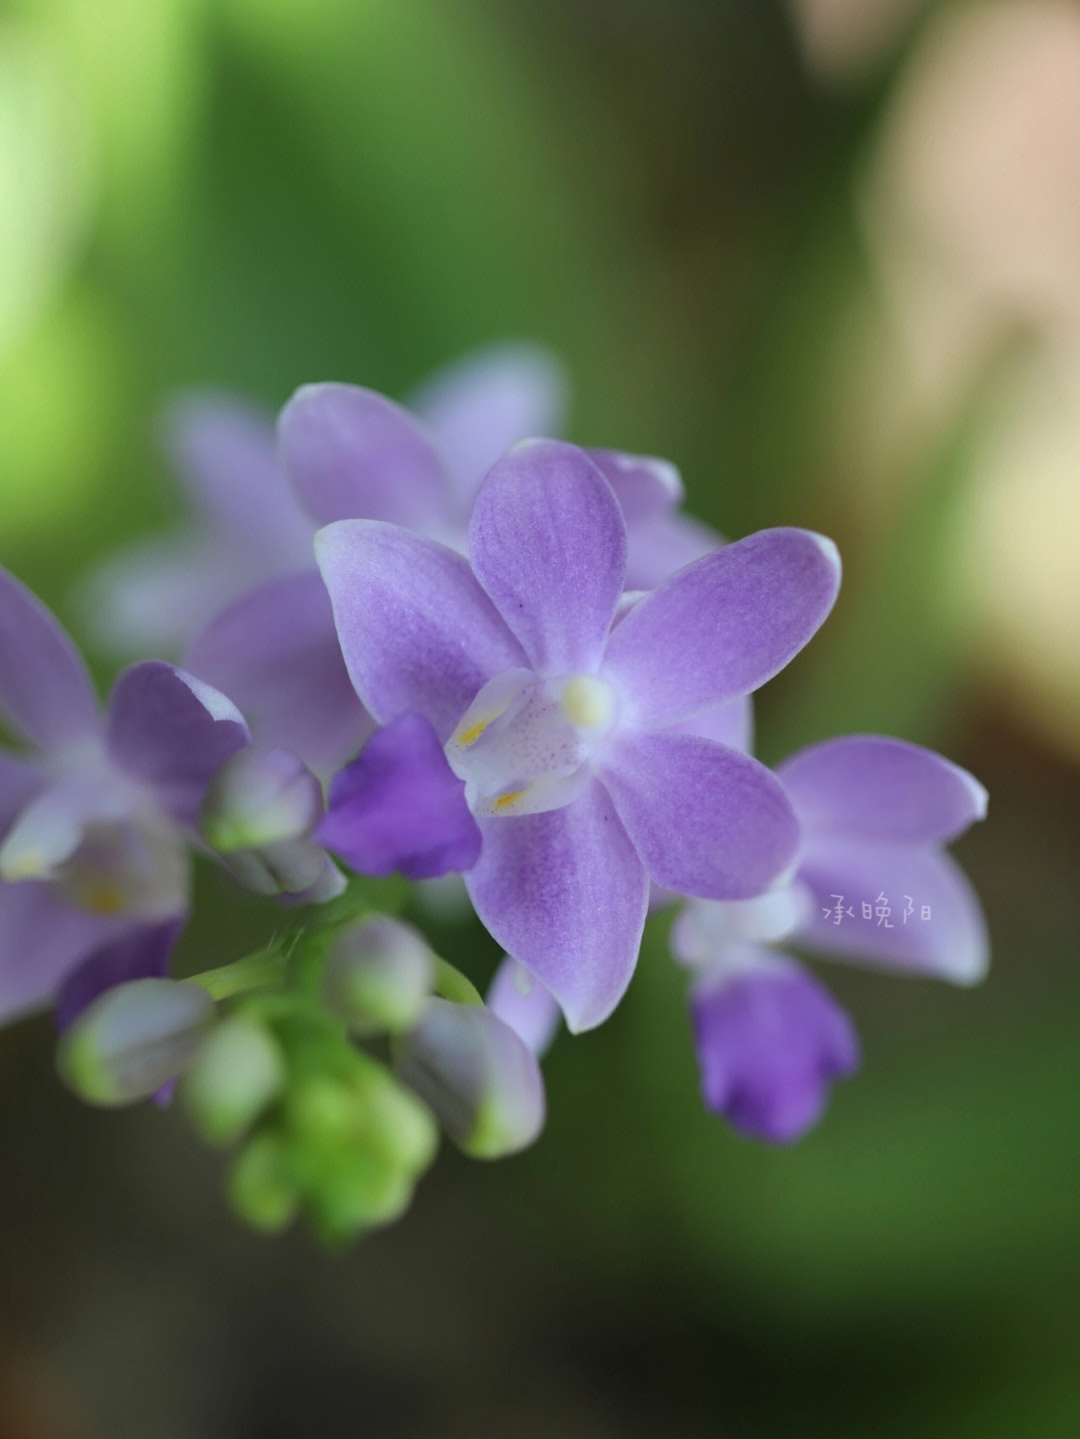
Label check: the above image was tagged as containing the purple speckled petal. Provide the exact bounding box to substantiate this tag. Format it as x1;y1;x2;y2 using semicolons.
796;836;988;984
0;881;131;1024
411;343;569;516
778;736;988;845
158;392;314;558
691;948;859;1143
468;442;626;675
54;917;183;1031
0;569;99;750
465;779;649;1033
603;529;841;727
598;731;800;900
315;521;527;741
106;663;249;825
316;713;482;879
279;383;454;530
486;957;561;1057
185;571;372;777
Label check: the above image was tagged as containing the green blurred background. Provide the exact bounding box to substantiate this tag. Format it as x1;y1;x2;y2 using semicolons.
2;1;1078;1434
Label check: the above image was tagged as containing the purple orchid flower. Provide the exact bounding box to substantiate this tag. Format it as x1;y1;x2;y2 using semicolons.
0;569;248;1025
182;359;718;780
315;440;841;1031
671;735;988;1141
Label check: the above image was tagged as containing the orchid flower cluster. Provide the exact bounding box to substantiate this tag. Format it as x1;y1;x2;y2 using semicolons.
0;347;987;1241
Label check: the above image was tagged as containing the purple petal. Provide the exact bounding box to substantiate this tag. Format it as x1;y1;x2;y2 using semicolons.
0;568;99;750
468;441;626;675
603;529;841;727
598;731;800;900
106;663;249;825
315;521;527;740
586;450;684;522
691;948;859;1143
184;571;372;777
54;917;183;1031
464;779;649;1033
411;343;569;514
1;753;43;837
158;392;314;559
316;713;482;879
625;510;722;592
778;736;988;845
486;957;561;1057
670;695;754;754
796;836;989;983
279;383;454;530
0;881;131;1024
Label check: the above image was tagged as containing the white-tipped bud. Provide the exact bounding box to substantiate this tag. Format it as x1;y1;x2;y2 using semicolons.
217;837;331;897
392;999;546;1159
202;747;323;852
179;1015;287;1146
321;916;435;1036
57;979;214;1107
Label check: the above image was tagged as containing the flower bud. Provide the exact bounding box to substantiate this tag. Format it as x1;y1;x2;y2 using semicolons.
227;1131;301;1233
179;1015;287;1146
392;999;546;1159
320;916;435;1036
201;746;323;851
286;1068;438;1175
308;1148;416;1239
56;978;214;1106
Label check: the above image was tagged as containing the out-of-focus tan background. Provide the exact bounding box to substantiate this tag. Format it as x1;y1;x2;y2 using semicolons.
2;2;1078;1433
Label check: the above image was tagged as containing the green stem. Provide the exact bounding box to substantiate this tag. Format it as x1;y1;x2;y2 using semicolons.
188;944;287;1002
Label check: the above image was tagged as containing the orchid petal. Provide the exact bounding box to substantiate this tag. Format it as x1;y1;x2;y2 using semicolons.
0;568;99;750
316;713;482;879
779;735;988;845
54;917;183;1031
603;528;841;727
315;521;526;740
279;383;454;530
185;571;372;777
599;731;801;900
0;880;130;1024
0;754;43;838
796;836;989;984
468;441;627;675
106;663;249;824
465;779;648;1033
486;957;561;1057
690;946;859;1143
411;343;569;513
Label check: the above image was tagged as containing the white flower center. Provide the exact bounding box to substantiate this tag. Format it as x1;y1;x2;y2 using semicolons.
445;669;620;817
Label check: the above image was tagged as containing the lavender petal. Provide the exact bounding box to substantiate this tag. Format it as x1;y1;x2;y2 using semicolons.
468;441;626;675
599;731;801;900
315;520;527;740
54;917;184;1031
106;662;249;825
691;948;860;1143
779;735;988;845
0;568;99;750
316;713;482;879
185;571;372;777
464;779;649;1033
0;881;131;1024
486;957;561;1058
603;528;841;727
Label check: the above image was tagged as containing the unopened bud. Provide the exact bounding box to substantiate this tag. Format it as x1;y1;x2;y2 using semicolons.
202;747;323;852
179;1015;287;1145
309;1148;417;1238
57;978;214;1106
393;999;546;1159
227;1131;301;1233
321;916;435;1036
217;837;330;897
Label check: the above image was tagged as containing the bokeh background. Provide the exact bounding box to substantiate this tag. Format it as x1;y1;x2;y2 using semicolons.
2;1;1079;1433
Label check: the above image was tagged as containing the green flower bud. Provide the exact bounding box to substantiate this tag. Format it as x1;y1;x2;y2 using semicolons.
227;1131;301;1233
57;979;214;1107
308;1148;416;1240
179;1015;287;1146
393;999;546;1159
201;746;323;851
320;916;435;1036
